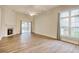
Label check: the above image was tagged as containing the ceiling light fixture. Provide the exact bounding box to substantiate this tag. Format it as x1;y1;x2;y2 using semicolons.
30;13;37;16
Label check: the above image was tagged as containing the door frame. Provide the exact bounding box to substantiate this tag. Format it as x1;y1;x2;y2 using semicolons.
57;13;61;40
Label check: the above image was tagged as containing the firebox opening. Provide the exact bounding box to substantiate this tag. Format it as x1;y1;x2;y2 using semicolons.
7;28;13;35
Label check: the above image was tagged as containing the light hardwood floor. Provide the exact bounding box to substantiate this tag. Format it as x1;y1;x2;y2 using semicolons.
0;32;79;53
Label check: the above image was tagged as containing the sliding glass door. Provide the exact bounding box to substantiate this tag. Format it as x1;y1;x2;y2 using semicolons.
60;9;79;43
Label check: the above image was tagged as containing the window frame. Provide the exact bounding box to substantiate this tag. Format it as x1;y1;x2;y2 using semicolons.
60;9;79;40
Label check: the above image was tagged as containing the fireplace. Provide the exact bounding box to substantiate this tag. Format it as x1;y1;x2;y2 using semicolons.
7;28;13;35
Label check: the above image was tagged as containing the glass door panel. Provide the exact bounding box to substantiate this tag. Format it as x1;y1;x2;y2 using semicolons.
60;18;69;37
71;17;79;39
21;21;31;34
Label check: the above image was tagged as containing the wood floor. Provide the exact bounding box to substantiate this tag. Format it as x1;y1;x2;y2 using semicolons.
0;33;79;53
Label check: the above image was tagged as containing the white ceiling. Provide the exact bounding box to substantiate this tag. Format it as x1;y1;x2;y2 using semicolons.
5;5;58;16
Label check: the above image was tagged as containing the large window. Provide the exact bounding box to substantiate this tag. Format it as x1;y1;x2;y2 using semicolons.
60;9;79;39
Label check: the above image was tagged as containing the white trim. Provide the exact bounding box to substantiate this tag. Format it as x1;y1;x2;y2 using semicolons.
34;32;57;39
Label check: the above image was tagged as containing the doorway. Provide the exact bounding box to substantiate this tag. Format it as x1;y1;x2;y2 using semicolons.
21;21;32;34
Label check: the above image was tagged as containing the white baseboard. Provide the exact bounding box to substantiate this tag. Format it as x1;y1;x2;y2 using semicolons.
33;32;57;39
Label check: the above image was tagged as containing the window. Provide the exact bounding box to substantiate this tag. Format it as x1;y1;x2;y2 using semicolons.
60;9;79;39
60;11;69;17
71;9;79;16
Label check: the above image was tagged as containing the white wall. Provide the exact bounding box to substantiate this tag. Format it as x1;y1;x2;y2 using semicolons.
34;5;79;39
1;7;17;37
0;6;33;37
34;10;58;38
